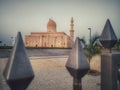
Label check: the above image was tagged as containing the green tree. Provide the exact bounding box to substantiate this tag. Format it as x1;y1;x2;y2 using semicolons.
114;39;120;50
79;37;86;48
82;34;102;63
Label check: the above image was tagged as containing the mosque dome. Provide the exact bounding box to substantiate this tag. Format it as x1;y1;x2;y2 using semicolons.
47;19;56;32
47;19;56;27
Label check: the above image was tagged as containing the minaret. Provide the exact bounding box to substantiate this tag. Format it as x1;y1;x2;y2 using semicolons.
70;17;74;41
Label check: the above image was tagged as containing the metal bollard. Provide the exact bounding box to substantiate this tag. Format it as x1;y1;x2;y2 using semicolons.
3;32;34;90
66;37;90;90
99;19;119;90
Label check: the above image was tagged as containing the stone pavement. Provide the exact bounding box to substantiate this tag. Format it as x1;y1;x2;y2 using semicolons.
0;56;100;90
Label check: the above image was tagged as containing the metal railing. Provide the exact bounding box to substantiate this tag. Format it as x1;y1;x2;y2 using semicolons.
2;19;120;90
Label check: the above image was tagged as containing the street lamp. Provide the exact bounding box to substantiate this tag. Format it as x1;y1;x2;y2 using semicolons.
88;28;91;44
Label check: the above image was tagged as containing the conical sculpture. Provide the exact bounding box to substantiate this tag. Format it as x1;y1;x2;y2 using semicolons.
3;32;34;90
99;19;117;50
66;37;89;90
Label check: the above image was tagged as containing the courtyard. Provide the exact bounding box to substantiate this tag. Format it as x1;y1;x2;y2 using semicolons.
0;56;100;90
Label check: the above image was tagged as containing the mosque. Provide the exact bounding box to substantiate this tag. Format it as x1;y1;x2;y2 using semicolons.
25;17;74;48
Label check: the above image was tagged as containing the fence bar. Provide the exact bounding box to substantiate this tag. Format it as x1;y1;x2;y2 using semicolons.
73;78;82;90
3;32;34;90
99;19;118;90
66;37;89;90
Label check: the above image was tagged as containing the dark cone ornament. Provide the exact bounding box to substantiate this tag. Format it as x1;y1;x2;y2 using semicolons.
99;19;117;50
3;32;34;90
66;37;90;79
100;19;119;90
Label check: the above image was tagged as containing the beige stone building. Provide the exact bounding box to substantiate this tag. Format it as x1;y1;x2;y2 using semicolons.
25;18;74;48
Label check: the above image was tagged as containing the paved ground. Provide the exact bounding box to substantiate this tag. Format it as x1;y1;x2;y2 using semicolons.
0;56;100;90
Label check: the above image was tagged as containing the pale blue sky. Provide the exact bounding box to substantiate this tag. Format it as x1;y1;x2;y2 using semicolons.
0;0;120;45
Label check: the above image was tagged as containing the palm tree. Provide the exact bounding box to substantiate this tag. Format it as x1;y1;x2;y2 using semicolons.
114;39;120;50
79;37;86;48
84;34;102;63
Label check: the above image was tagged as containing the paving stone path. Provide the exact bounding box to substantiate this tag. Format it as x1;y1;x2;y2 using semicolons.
0;56;100;90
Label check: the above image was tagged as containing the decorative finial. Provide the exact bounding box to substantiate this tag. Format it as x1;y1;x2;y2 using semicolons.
3;32;34;90
66;37;89;90
49;17;53;21
66;37;89;79
99;19;117;52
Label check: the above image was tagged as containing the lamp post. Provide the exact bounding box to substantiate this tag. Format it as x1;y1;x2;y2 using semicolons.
88;28;91;45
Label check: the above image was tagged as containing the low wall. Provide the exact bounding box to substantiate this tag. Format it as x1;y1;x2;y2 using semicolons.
90;55;101;72
0;49;71;58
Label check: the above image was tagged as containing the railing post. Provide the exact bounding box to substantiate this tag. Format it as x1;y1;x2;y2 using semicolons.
3;32;34;90
73;78;82;90
66;37;90;90
99;19;119;90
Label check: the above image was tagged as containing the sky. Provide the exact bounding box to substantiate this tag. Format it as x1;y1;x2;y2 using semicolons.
0;0;120;45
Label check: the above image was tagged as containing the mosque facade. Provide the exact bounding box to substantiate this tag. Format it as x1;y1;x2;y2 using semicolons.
25;18;74;48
